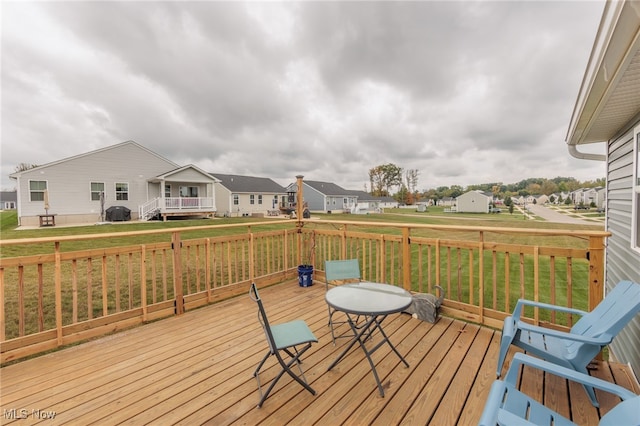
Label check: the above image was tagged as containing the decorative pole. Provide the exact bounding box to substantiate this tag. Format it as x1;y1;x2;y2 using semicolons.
296;175;304;228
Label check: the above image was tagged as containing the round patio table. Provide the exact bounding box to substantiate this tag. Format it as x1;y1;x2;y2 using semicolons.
325;282;412;397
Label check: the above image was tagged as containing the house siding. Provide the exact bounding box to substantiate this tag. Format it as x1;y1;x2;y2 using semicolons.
303;186;326;212
12;142;178;225
605;123;640;375
456;191;491;213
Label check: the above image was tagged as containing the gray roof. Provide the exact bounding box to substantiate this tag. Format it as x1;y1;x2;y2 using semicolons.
304;180;353;196
211;173;286;193
348;190;381;202
0;191;17;202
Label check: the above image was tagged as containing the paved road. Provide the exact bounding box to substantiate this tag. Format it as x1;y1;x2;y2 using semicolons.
525;204;599;225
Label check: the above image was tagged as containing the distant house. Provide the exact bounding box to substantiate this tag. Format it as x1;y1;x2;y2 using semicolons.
348;191;382;214
565;0;640;377
286;180;357;213
596;187;606;209
437;197;455;207
211;173;287;217
0;191;17;210
378;196;399;209
534;194;549;205
455;190;492;213
9;141;218;226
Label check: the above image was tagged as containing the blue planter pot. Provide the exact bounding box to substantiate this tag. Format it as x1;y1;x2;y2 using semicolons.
298;264;313;287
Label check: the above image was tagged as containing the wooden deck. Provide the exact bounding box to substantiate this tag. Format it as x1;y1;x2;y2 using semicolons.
1;281;638;425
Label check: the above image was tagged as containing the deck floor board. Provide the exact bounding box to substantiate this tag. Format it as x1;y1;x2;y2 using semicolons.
1;281;637;425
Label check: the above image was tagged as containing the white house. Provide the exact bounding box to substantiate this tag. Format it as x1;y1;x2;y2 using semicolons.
565;0;640;376
349;191;382;214
534;194;550;205
455;190;492;213
211;173;287;217
9;141;218;226
378;196;399;209
437;197;455;207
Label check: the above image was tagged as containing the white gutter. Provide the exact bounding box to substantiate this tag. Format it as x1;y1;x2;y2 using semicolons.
568;144;606;161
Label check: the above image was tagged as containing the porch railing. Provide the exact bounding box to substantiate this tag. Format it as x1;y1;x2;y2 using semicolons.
163;197;215;210
0;219;609;363
138;198;216;221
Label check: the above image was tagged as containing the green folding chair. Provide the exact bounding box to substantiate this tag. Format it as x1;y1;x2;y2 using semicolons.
249;283;318;408
324;259;366;344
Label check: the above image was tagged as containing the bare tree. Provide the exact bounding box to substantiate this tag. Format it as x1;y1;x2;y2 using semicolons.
14;163;39;172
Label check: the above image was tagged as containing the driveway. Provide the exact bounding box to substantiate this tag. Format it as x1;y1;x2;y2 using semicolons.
525;204;600;225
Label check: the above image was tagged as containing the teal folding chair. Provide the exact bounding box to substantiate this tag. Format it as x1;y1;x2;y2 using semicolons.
249;283;318;408
480;353;639;426
324;259;365;344
496;280;640;407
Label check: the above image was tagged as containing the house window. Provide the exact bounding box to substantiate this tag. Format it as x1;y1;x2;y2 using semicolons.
29;180;47;201
258;195;263;205
250;194;255;205
115;182;129;201
179;186;198;197
165;184;171;198
633;125;640;252
91;182;105;201
233;194;239;205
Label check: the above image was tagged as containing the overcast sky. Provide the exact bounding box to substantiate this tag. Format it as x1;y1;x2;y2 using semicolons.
2;1;607;192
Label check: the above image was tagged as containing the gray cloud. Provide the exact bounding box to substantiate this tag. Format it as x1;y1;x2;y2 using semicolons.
1;1;606;192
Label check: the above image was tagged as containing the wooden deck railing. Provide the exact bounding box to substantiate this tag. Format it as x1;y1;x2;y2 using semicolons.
0;219;609;364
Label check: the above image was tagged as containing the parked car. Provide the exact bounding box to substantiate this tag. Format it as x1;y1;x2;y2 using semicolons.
574;205;590;210
489;207;502;213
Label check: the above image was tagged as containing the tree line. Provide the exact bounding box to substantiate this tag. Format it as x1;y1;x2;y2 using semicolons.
368;163;605;205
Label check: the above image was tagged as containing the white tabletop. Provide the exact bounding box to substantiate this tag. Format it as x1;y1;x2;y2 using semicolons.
325;282;412;316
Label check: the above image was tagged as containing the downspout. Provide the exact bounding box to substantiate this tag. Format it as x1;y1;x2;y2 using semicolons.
567;144;606;161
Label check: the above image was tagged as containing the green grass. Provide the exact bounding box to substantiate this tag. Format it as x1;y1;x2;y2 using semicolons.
0;208;602;347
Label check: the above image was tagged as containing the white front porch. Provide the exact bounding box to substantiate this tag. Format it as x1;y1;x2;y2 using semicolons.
139;197;216;221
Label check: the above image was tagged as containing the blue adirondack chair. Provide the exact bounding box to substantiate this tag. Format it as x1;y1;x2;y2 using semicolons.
480;353;639;426
496;280;640;407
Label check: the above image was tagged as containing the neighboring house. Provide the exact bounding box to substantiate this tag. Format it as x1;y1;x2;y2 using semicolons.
211;173;287;217
287;180;358;213
9;141;218;226
437;197;455;207
596;187;606;209
534;194;549;205
378;196;399;209
548;193;560;204
348;191;382;214
0;191;17;210
455;190;492;213
565;0;640;376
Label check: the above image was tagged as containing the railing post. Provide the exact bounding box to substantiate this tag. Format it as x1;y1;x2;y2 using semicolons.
172;232;184;315
141;244;147;321
0;268;4;341
296;175;304;267
588;236;605;311
341;226;347;260
55;241;63;345
249;232;255;282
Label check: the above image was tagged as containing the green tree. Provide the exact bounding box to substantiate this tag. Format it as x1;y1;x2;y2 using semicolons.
369;163;403;197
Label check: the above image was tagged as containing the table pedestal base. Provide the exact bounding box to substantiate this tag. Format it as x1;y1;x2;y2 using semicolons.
327;314;409;397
